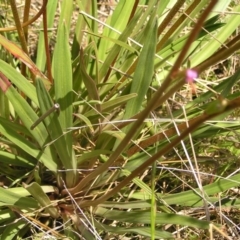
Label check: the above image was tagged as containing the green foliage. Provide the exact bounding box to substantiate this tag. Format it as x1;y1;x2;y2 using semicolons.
0;0;240;239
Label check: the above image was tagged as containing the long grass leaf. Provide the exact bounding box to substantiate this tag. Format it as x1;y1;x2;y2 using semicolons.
190;4;240;67
0;118;57;171
95;207;209;229
36;78;77;186
2;220;26;240
0;151;35;167
24;182;59;218
0;188;38;208
0;35;50;87
0;60;38;104
53;20;73;163
123;16;158;128
98;1;135;63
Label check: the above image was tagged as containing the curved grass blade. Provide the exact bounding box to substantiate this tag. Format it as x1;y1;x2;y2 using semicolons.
79;47;101;113
36;0;58;71
83;93;137;118
0;60;38;105
97;1;135;63
36;78;77;187
94;220;173;239
190;4;240;67
0;35;50;87
1;220;26;240
0;187;38;208
0;118;58;171
0;151;35;167
0;74;59;171
53;20;73;164
23;182;59;218
123;15;158;131
95;207;210;229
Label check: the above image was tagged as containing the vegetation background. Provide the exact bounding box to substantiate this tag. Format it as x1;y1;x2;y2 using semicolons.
0;0;240;239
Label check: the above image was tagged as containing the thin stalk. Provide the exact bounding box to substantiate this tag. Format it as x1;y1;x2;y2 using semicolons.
23;0;31;41
0;0;48;32
31;104;60;130
42;0;53;83
151;160;156;240
9;0;28;77
9;0;28;54
128;0;139;23
22;0;31;76
157;0;185;36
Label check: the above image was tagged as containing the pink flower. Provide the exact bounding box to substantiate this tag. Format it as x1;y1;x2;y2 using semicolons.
186;69;198;83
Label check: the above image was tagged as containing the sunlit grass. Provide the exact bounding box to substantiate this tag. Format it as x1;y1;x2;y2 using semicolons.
0;1;240;239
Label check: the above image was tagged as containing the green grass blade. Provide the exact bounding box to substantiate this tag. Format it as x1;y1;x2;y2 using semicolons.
2;220;26;240
0;60;38;105
190;4;240;67
0;209;16;225
24;182;59;218
0;35;50;87
123;16;158;129
83;93;137;118
98;11;140;81
0;118;57;171
97;1;135;63
53;20;73;164
58;0;73;31
0;187;38;208
0;151;35;167
94;220;173;239
36;0;58;71
36;78;77;186
130;173;240;207
0;78;47;145
95;207;209;229
0;77;59;170
80;48;100;112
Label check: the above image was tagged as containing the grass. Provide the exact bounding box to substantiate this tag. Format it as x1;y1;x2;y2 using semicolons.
0;0;240;239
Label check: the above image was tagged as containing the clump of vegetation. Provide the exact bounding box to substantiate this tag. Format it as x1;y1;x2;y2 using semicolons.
0;0;240;239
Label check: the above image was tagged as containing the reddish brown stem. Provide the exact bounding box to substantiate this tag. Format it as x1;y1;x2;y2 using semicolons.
42;1;53;83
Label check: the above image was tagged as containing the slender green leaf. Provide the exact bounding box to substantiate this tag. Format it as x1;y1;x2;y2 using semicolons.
94;220;173;239
83;93;137;117
53;20;73;161
36;0;58;71
0;187;38;208
95;207;210;229
123;16;158;128
80;48;101;112
190;4;240;67
24;182;59;218
57;0;73;31
0;118;57;171
0;60;38;104
1;220;26;240
130;173;240;207
36;78;77;185
0;209;16;224
0;35;50;86
0;78;46;145
98;11;140;81
98;1;135;63
0;151;35;167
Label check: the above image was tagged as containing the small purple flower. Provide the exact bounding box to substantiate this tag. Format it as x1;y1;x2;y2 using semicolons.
186;69;198;83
